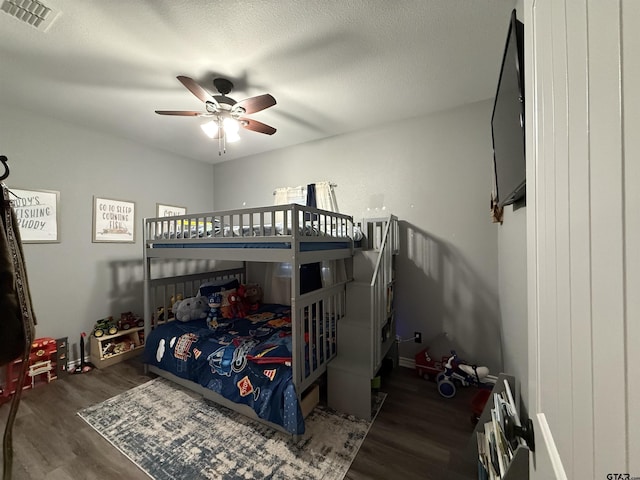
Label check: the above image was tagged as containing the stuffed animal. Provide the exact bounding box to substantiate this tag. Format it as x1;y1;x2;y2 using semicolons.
206;292;222;330
243;283;263;311
233;284;247;318
166;293;184;319
230;291;246;318
220;289;246;319
172;295;209;322
219;289;236;319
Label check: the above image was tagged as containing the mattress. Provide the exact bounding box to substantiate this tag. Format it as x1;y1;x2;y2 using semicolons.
142;304;306;435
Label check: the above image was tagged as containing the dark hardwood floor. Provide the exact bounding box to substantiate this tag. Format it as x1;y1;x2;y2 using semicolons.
0;359;478;480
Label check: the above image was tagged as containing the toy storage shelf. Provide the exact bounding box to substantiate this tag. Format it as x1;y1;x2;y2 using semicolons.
451;373;532;479
1;337;66;404
90;327;144;369
474;373;530;479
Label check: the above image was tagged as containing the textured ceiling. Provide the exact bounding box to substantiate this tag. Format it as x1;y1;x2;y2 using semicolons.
0;0;515;164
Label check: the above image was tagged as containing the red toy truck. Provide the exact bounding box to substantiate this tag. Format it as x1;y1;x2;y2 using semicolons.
117;312;144;330
414;348;449;381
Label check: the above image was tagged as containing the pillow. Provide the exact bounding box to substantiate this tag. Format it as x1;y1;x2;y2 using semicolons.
198;278;240;298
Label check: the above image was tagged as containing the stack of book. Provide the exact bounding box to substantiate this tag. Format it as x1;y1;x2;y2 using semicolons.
476;380;521;479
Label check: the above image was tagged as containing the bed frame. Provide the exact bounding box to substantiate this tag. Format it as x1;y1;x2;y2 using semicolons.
142;204;354;434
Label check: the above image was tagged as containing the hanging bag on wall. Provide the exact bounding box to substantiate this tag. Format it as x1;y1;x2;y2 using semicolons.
0;167;36;364
0;156;37;480
0;211;27;365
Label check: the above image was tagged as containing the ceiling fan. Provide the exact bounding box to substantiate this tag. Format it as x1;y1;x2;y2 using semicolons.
155;76;277;155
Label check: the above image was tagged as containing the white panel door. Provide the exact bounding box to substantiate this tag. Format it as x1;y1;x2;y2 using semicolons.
526;0;638;478
622;1;640;476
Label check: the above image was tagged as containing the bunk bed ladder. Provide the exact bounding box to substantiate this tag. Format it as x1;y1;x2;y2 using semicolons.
327;214;399;420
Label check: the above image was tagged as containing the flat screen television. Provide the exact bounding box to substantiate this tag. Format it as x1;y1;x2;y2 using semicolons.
491;9;525;208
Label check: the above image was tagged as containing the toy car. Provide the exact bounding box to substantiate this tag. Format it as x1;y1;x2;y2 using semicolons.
93;317;118;337
414;348;447;381
117;312;144;330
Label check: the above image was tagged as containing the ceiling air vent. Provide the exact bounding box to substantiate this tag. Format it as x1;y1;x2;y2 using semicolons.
1;0;59;31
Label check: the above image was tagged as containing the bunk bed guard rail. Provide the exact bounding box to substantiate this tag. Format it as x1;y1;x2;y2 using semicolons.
368;215;399;374
144;204;353;246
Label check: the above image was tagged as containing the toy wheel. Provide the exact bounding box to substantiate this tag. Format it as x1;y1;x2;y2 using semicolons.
108;326;118;335
94;329;104;338
122;323;131;330
437;378;457;398
423;373;434;382
137;320;144;328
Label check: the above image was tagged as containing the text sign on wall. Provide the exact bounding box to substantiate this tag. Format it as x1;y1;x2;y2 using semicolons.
93;196;136;243
11;188;60;243
156;204;187;234
156;204;186;217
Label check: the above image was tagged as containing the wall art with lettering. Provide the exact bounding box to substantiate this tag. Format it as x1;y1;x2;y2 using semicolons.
92;196;136;243
10;188;60;243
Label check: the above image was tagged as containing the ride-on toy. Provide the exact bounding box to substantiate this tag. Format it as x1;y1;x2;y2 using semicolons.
436;350;493;398
414;348;447;381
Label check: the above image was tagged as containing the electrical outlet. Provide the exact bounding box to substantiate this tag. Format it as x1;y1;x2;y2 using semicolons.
414;331;422;343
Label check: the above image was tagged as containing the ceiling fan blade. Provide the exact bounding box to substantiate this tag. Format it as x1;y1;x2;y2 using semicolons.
177;76;218;106
239;117;277;135
236;94;277;114
155;110;204;116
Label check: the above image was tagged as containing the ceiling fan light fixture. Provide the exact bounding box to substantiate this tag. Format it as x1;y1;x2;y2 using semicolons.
200;120;218;139
158;75;277;155
223;118;240;143
201;117;240;143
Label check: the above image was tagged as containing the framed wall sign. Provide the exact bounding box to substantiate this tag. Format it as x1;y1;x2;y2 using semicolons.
10;187;60;243
156;203;187;217
93;196;136;243
156;203;187;235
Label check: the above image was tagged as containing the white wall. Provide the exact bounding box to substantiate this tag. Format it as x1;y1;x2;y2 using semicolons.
0;105;214;360
213;100;503;372
496;2;529;407
497;206;528;405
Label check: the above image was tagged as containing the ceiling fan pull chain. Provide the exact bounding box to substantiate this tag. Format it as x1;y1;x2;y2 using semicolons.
218;117;224;156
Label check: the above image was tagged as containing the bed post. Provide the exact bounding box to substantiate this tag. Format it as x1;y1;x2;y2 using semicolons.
142;217;151;374
291;205;301;399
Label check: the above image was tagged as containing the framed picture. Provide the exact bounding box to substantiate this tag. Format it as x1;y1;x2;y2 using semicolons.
10;187;60;243
156;203;187;217
92;196;136;243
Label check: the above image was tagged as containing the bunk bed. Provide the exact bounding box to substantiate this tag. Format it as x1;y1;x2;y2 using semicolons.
142;204;354;436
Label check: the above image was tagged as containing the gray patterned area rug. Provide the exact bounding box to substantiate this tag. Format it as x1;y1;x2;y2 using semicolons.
78;377;385;480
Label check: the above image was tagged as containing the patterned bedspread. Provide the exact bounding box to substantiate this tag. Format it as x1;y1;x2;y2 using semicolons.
142;304;305;435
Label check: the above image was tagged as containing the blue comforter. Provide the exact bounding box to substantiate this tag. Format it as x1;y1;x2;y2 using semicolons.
142;304;305;435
